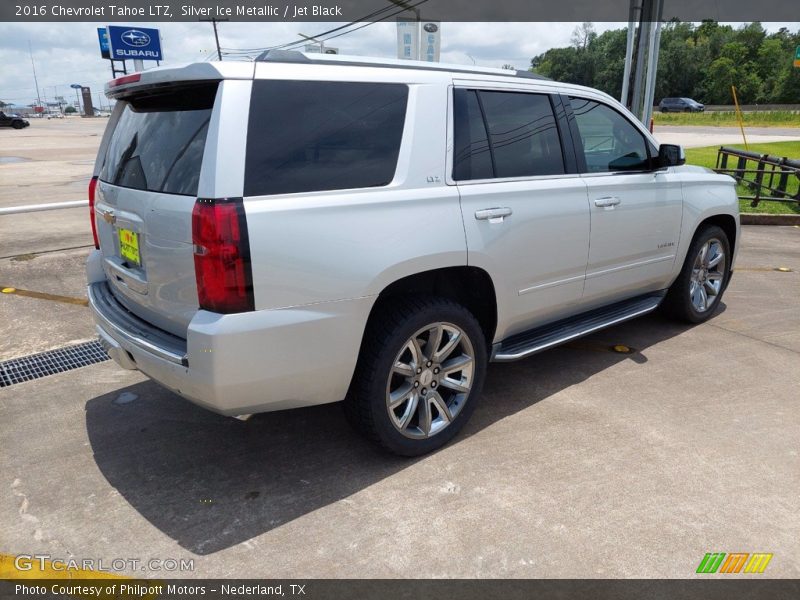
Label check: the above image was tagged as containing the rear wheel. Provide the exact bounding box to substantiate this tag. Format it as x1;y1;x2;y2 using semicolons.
662;225;730;323
12;121;23;129
345;297;487;456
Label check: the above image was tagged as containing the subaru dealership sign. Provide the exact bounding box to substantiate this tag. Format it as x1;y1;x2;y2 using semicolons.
107;26;163;60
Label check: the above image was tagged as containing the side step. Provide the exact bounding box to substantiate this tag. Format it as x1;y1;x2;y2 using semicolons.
491;291;666;362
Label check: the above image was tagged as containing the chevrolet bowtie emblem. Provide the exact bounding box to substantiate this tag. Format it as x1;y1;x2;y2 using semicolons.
103;210;116;225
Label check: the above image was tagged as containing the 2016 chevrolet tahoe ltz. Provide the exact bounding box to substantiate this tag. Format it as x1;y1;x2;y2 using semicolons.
87;51;739;456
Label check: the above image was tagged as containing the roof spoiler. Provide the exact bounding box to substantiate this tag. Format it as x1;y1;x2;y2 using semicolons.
255;49;311;63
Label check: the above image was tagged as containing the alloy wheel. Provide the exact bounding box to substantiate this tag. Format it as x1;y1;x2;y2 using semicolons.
689;237;726;312
386;322;475;439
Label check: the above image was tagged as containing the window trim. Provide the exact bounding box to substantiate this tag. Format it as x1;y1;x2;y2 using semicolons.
565;94;659;176
450;86;571;185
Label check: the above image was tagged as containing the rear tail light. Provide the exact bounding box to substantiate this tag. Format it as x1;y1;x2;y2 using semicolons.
191;198;254;314
88;176;99;249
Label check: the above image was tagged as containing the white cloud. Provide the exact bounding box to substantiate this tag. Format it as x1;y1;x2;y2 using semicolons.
0;21;795;107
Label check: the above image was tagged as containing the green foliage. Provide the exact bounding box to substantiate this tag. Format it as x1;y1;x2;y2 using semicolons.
653;110;800;127
685;142;800;214
530;22;800;105
64;106;76;114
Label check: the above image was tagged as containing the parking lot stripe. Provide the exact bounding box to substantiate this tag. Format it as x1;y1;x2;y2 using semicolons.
1;286;88;306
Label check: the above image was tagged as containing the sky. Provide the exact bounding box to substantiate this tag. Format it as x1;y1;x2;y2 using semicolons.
0;21;795;108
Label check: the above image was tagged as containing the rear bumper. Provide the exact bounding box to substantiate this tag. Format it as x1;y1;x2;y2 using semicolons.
88;275;373;416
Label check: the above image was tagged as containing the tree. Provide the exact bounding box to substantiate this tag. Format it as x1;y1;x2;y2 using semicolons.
64;105;76;114
529;21;800;105
571;22;596;50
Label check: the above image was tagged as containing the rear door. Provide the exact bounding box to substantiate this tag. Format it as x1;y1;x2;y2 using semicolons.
94;82;218;337
452;86;590;338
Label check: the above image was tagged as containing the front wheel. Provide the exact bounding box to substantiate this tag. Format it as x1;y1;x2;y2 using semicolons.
662;225;731;323
345;297;487;456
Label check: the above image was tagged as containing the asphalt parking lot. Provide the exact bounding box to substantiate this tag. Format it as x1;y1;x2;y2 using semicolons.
1;119;799;579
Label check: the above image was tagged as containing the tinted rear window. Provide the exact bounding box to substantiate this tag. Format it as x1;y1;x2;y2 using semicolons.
244;80;408;197
100;83;217;196
453;89;564;180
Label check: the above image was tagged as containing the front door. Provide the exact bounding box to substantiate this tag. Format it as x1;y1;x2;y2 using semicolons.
567;96;683;304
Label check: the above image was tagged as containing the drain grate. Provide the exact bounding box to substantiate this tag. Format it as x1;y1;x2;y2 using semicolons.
0;340;110;387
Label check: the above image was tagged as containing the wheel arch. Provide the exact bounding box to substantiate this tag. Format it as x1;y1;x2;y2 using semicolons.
365;266;498;348
696;213;738;268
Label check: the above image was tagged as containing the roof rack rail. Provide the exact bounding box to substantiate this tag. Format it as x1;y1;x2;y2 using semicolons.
254;49;550;81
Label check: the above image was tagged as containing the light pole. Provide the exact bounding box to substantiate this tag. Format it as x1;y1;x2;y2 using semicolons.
70;83;82;116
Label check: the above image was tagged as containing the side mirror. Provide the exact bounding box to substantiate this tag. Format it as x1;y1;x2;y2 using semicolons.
658;144;685;168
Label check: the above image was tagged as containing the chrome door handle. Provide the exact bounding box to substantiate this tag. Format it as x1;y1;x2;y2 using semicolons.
475;207;513;223
594;196;621;208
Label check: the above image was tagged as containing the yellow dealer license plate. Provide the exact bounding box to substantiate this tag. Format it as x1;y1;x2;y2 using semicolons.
119;228;141;266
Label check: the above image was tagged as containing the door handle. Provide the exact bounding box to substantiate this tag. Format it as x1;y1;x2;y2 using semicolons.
475;207;513;223
594;196;621;208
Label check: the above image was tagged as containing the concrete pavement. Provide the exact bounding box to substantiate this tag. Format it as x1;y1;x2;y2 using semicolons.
1;226;798;578
653;125;800;149
2;116;799;579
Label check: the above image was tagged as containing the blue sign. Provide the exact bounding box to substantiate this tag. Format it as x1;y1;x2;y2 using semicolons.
107;26;163;61
97;27;110;59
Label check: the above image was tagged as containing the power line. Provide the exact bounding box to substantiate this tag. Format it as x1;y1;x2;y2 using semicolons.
219;2;403;53
220;0;428;59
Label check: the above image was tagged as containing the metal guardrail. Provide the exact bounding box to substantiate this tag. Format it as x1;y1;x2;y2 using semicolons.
0;200;87;215
715;147;800;207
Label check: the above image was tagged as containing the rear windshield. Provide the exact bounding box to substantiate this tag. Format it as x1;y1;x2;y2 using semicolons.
244;80;408;197
100;83;218;196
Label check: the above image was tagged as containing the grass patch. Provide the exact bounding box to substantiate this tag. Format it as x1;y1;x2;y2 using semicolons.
684;141;800;215
653;110;800;128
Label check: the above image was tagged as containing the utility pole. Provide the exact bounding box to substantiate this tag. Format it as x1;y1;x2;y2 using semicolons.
621;0;664;126
28;40;42;111
298;33;325;54
201;18;228;61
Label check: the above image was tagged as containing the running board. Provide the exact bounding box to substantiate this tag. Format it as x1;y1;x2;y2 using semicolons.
491;291;666;362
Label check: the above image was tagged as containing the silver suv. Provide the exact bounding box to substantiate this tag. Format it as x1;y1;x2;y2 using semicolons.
88;52;739;455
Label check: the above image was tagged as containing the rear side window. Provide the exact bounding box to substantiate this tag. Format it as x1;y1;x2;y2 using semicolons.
100;83;217;196
453;89;564;181
244;80;408;196
453;90;493;181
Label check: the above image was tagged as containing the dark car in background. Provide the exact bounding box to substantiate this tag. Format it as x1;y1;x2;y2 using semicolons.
659;97;705;113
0;111;30;129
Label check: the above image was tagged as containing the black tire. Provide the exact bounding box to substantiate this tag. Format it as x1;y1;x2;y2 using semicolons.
345;296;487;456
661;108;668;113
12;121;24;129
661;225;731;324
